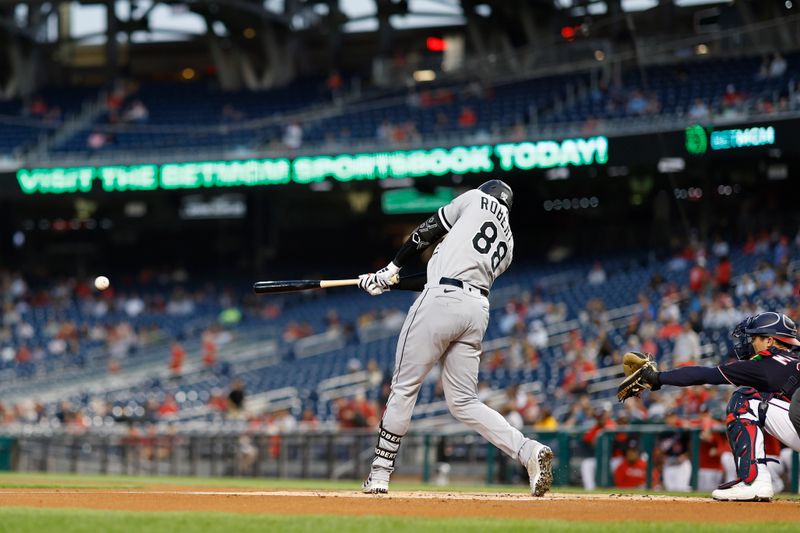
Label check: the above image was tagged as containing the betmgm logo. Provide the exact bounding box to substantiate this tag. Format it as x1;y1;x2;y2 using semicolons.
685;124;708;155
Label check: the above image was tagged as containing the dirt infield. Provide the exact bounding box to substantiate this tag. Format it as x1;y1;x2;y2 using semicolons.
2;486;800;522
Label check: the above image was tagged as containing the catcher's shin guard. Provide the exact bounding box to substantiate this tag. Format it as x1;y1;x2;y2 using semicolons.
726;388;768;484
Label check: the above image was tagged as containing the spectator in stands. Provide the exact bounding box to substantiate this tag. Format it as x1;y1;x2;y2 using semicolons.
501;402;524;431
583;298;609;329
237;435;258;472
498;302;523;336
283;121;303;150
714;255;732;292
434;111;449;132
757;56;771;80
672;321;701;366
27;96;48;117
273;408;298;433
754;260;776;289
721;84;744;112
122;100;149;124
661;434;691;491
626;90;648;115
376;120;392;142
228;379;246;414
657;308;683;339
580;407;616;490
87;131;110;150
756;97;775;115
769;274;794;300
527;320;548;350
457;106;477;128
299;408;319;430
326;70;344;102
587;261;607;285
688;257;709;294
208;389;228;412
614;440;648;489
202;329;217;369
169;340;185;376
44;106;63;123
221;104;245;123
157;394;179;418
367;359;383;388
688;98;710;121
581;116;601;135
711;234;730;258
696;407;726;491
106;81;129;113
735;273;757;299
769;53;787;78
543;302;567;326
561;352;596;394
645;93;661;115
282;321;313;342
404;121;421;144
773;235;790;266
534;407;558;430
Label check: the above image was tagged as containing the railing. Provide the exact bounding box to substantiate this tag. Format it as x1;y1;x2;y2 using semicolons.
3;426;797;493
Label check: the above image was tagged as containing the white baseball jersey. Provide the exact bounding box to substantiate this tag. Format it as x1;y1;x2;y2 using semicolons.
373;186;542;479
427;189;514;292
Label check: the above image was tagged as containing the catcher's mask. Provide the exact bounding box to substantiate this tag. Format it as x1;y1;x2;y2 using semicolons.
731;312;800;360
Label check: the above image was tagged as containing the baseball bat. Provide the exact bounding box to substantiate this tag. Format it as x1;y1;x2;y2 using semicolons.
253;274;399;295
253;279;358;294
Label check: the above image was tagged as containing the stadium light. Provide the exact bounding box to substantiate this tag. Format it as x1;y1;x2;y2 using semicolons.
413;70;436;82
425;37;447;52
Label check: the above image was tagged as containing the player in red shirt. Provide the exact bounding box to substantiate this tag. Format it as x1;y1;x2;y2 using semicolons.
614;441;648;489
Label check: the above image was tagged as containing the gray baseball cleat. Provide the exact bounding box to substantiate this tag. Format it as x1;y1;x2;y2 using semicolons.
361;473;389;494
526;443;553;497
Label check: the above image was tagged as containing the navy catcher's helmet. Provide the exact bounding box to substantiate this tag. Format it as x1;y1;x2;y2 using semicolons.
731;312;800;359
478;179;513;209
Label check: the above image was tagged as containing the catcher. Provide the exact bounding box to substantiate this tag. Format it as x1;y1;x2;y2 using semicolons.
618;311;800;501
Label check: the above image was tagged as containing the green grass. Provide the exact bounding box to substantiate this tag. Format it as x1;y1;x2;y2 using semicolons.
3;472;799;500
0;471;529;492
0;509;798;533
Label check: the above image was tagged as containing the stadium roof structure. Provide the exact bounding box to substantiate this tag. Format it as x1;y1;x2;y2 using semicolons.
0;0;746;46
0;0;789;96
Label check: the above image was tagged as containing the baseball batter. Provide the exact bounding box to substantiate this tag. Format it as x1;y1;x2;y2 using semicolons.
357;180;553;496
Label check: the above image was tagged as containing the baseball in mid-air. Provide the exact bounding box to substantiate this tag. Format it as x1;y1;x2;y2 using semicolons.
94;276;110;291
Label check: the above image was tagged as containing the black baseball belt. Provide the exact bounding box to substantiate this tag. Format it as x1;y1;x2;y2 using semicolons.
439;277;489;297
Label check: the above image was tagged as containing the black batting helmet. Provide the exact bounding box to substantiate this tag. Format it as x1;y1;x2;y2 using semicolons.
478;179;513;209
731;312;800;359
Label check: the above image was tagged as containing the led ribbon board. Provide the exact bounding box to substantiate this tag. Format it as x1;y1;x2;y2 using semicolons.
16;136;609;195
685;124;776;155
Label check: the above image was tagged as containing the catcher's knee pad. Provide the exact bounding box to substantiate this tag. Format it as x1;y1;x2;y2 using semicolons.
726;387;761;418
726;388;765;484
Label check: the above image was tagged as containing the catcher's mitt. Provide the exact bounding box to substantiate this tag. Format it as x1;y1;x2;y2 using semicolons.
617;351;661;402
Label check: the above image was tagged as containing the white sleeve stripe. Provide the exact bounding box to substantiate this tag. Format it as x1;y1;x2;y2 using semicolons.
438;207;452;231
718;367;735;385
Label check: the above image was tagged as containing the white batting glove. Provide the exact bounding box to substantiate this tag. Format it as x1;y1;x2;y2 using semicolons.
358;274;387;296
374;262;401;289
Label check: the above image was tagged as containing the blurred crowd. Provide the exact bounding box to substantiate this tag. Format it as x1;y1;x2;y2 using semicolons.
480;227;800;437
1;228;799;478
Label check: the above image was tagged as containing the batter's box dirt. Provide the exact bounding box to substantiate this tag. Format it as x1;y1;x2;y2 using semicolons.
1;487;799;523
